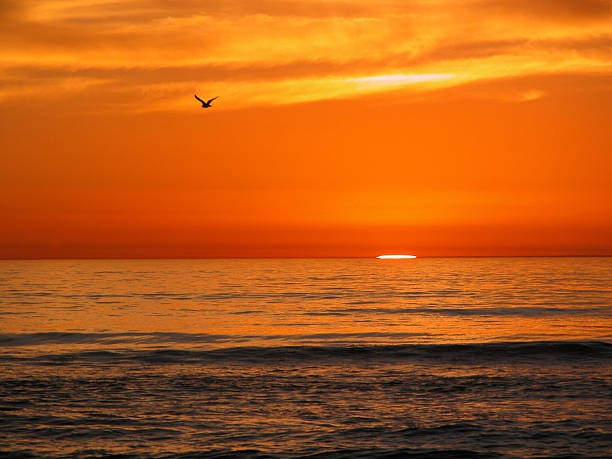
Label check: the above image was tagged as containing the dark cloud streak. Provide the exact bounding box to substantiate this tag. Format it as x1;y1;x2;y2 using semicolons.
2;35;610;88
478;0;612;21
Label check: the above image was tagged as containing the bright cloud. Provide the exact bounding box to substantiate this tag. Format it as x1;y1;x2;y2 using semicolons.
1;0;611;111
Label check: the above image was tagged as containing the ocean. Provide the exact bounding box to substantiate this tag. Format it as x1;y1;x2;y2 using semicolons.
0;258;611;458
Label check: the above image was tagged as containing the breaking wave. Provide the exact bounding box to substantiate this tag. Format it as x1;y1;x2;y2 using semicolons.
1;337;610;365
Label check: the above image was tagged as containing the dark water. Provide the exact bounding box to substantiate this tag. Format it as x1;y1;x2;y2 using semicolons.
1;258;611;458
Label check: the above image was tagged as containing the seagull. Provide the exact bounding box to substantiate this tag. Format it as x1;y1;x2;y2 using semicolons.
195;94;218;108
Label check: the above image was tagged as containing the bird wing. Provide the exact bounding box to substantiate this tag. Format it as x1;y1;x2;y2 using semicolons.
206;96;219;105
194;94;204;103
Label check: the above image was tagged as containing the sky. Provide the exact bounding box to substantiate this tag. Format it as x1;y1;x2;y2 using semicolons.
1;0;611;258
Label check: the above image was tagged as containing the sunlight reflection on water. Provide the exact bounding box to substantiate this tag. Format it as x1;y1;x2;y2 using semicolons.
1;258;611;458
0;257;610;350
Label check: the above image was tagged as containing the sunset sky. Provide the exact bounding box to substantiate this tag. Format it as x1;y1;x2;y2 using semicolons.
1;0;611;257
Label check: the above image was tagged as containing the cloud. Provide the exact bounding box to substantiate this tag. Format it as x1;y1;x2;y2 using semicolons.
518;89;545;102
18;0;407;25
478;0;612;22
1;0;611;111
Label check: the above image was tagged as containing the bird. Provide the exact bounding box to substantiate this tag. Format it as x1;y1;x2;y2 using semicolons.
195;94;218;108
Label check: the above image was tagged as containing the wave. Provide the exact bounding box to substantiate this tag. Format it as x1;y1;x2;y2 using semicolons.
1;339;610;365
304;306;611;317
1;448;609;459
0;332;242;347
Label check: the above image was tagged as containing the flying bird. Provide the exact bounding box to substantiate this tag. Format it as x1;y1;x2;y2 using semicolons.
195;94;218;108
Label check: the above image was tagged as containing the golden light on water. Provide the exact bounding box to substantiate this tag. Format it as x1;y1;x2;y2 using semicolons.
376;255;417;259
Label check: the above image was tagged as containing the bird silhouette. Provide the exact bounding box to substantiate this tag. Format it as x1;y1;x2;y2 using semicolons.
195;94;218;108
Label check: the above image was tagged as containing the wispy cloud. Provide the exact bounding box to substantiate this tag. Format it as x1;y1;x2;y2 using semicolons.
476;0;612;22
1;0;611;110
518;90;545;102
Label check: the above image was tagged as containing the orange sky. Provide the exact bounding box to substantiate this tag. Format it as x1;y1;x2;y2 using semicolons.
1;0;611;257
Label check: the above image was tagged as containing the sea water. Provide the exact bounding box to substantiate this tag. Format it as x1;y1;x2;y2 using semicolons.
0;258;610;458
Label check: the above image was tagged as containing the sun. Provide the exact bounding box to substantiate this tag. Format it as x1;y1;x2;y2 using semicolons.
376;255;417;259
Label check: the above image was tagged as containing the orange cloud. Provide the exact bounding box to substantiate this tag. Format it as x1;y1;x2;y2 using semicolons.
1;0;610;110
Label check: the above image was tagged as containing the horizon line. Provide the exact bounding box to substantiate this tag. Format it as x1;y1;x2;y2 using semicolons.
1;255;611;261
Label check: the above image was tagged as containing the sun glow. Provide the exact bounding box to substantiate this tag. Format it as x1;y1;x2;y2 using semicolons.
347;74;455;89
349;74;454;83
376;255;417;259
